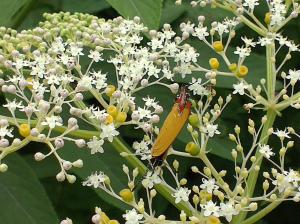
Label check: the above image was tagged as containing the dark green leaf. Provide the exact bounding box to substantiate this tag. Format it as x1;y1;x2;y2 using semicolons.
0;154;59;224
61;0;110;13
0;0;33;27
104;0;163;29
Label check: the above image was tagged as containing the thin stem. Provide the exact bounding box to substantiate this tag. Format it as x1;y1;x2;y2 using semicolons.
240;200;283;224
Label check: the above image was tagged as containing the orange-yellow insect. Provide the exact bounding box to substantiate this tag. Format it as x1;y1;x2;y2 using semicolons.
151;86;191;166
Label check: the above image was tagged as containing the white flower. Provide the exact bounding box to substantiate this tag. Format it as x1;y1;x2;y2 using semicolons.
41;116;62;129
0;126;14;138
258;144;274;159
83;171;107;188
123;209;143;224
233;82;249;95
286;69;300;83
193;26;209;40
243;0;259;11
77;75;94;91
220;202;238;222
188;78;209;96
172;187;191;204
257;37;273;46
200;200;220;217
91;71;107;90
88;50;103;62
273;129;290;139
100;124;119;142
234;46;251;58
200;178;219;193
142;171;161;189
204;124;220;137
68;44;83;56
87;136;104;154
133;140;151;160
242;36;256;47
3;99;24;112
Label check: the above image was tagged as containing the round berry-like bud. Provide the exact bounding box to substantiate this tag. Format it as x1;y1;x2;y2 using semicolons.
141;79;148;87
142;123;152;132
105;85;116;97
56;172;65;182
55;138;64;148
66;174;76;184
68;117;78;128
75;139;86;148
209;58;220;70
154;105;163;114
150;114;160;123
37;134;46;142
72;159;83;168
18;123;31;138
107;105;117;117
34;152;45;161
170;83;179;94
0;138;9;147
185;142;200;156
105;114;114;124
237;65;249;78
228;63;237;72
0;163;8;172
119;188;134;202
74;93;83;101
115;111;127;123
264;12;271;24
112;90;121;98
63;161;72;170
188;113;199;127
212;41;224;52
30;128;39;137
91;214;100;224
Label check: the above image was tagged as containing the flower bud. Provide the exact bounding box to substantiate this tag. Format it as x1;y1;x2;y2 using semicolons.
0;163;8;172
66;174;76;184
56;171;65;182
34;152;45;161
119;189;134;202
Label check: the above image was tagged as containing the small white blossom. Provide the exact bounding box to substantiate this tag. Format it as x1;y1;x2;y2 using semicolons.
87;136;104;154
204;124;220;137
88;50;103;62
258;144;274;159
172;187;191;204
142;171;162;189
273;129;291;139
41;116;62;129
200;178;219;193
100;124;119;142
82;171;107;188
200;200;220;217
233;82;249;95
123;209;143;224
220;202;238;222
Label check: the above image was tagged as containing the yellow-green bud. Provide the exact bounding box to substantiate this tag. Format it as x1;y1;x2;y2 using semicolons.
188;114;199;127
119;189;134;202
185;142;200;156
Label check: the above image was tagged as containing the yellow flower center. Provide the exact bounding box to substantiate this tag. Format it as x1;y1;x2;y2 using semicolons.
18;123;31;138
212;41;224;52
105;85;116;97
107;105;118;117
237;65;249;78
209;58;220;70
115;111;127;123
119;188;134;202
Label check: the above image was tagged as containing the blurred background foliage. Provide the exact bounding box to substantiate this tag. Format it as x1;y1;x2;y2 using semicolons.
0;0;299;223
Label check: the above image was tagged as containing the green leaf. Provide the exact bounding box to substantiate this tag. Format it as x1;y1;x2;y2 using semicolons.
0;154;59;224
57;141;129;211
104;0;163;29
61;0;110;13
0;0;33;28
160;0;186;26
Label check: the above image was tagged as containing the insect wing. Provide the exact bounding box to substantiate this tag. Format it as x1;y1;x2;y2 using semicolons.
151;103;190;157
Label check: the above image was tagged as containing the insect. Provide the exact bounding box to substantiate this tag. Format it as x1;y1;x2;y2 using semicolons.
150;85;191;167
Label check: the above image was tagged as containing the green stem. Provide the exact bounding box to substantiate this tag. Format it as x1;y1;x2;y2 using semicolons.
232;42;278;224
240;200;282;224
